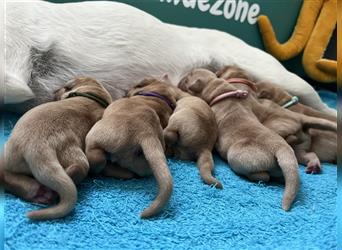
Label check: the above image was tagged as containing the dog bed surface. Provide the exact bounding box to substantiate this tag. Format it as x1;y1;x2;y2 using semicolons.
1;90;337;250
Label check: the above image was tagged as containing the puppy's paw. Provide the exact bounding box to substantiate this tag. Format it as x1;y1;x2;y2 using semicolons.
305;161;321;174
203;177;223;189
32;185;58;204
212;181;223;189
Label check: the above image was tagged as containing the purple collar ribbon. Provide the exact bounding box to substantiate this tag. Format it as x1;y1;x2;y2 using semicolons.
134;91;175;110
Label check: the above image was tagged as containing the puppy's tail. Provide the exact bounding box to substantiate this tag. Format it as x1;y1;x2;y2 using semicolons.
275;146;300;211
197;150;222;189
26;157;77;220
300;114;337;132
140;137;173;218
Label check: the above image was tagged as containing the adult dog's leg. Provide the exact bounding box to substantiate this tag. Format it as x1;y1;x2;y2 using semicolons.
4;72;34;104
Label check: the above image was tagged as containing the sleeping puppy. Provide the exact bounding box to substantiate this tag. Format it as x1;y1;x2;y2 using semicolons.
256;81;337;172
0;77;112;220
85;78;183;218
258;99;336;174
178;68;301;210
179;68;302;211
254;81;336;122
163;95;222;188
217;66;337;173
217;73;337;122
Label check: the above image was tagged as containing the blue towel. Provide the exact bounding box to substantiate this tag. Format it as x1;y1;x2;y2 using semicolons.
2;91;337;250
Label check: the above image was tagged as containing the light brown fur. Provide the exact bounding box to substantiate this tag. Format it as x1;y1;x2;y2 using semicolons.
179;68;301;211
218;66;337;173
164;95;222;188
0;77;112;220
256;81;337;171
85;78;184;218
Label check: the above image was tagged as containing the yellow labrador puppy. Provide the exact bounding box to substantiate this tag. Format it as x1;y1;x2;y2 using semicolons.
164;95;222;188
217;66;337;174
86;78;183;218
1;77;112;220
179;68;301;211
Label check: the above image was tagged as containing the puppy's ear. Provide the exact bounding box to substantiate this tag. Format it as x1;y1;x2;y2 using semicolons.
178;77;189;91
63;78;77;90
161;74;171;83
258;90;271;99
257;89;271;99
215;66;231;77
215;66;227;77
134;78;154;88
188;79;206;93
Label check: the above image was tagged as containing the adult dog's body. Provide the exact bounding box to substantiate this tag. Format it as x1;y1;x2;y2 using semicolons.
4;0;335;115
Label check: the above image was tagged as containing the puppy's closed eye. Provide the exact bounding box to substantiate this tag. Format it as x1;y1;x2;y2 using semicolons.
135;78;154;88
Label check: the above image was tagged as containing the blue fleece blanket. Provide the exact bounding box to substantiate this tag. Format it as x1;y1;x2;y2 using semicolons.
2;91;337;250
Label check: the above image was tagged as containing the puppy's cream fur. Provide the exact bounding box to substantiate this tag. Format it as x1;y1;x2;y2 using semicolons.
256;82;337;171
218;66;337;173
0;77;112;220
179;68;300;211
86;78;183;218
164;95;222;188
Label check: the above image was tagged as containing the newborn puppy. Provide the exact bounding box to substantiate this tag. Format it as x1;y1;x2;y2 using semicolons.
253;81;336;122
0;77;112;220
259;99;336;174
164;95;222;188
86;78;183;218
217;66;337;173
179;68;301;211
256;81;337;172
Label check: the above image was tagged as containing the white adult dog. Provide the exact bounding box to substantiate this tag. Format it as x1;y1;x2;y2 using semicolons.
4;0;335;114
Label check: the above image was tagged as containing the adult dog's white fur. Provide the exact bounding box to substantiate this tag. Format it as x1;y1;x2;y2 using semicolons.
4;0;335;115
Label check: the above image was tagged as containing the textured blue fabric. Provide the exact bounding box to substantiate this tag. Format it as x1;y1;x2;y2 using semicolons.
2;91;337;250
